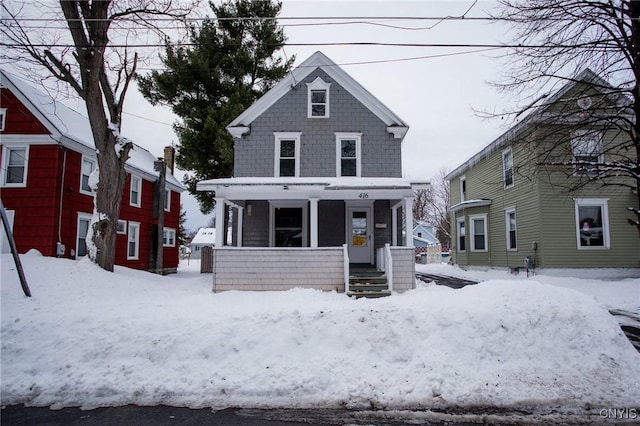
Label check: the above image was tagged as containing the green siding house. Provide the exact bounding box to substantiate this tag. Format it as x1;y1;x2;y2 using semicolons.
446;70;640;271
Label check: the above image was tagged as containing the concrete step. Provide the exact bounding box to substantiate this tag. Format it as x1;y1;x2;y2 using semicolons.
349;275;387;285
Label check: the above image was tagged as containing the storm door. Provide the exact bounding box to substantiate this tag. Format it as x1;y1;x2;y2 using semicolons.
347;206;372;263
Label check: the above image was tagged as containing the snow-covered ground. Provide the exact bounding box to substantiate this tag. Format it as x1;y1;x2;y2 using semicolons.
1;252;639;414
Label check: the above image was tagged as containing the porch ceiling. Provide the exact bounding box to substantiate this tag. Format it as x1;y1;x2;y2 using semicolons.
197;177;417;200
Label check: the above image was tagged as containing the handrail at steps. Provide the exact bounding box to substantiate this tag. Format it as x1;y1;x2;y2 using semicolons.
384;243;393;292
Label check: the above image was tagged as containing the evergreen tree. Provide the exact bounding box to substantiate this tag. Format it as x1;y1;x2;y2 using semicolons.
138;0;293;213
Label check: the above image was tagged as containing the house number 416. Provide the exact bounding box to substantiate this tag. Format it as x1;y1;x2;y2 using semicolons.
358;192;369;199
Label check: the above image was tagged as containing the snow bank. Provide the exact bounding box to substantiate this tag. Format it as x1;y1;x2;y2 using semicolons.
2;254;639;410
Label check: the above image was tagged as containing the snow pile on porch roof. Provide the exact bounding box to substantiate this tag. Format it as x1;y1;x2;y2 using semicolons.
198;177;416;189
190;228;216;246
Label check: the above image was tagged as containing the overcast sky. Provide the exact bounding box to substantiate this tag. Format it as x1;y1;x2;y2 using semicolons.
119;1;517;231
8;1;516;231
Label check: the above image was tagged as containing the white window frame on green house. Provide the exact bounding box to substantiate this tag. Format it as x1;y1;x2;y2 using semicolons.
306;77;331;118
129;174;142;208
470;213;488;252
163;227;176;247
502;148;514;189
574;198;610;249
571;129;603;176
456;217;466;252
459;175;466;202
80;155;95;195
274;132;301;177
127;221;140;260
335;132;362;177
505;207;517;251
1;144;29;187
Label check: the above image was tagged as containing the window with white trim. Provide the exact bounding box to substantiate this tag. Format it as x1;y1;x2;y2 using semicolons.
129;175;142;207
456;218;466;252
505;208;517;250
117;219;127;235
274;132;301;177
127;221;140;259
571;130;603;176
1;145;28;186
164;189;171;212
470;214;488;252
0;108;7;131
307;77;331;118
460;176;466;202
575;198;610;249
163;227;176;247
336;132;361;177
80;156;95;194
503;148;514;188
76;214;92;258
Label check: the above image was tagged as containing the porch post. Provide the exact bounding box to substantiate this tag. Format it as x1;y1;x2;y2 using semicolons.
404;196;414;247
391;204;398;246
237;206;244;247
309;198;319;248
215;198;225;247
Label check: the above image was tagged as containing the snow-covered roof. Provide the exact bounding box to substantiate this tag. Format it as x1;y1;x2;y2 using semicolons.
227;51;408;139
0;69;184;192
445;69;631;181
450;199;492;213
190;228;216;246
197;176;425;201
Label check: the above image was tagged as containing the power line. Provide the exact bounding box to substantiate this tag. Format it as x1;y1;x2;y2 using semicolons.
0;41;612;49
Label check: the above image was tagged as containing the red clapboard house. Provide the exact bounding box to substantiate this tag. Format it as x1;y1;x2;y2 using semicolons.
0;69;185;274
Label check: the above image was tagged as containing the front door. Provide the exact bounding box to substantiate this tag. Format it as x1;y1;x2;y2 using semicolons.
347;206;372;264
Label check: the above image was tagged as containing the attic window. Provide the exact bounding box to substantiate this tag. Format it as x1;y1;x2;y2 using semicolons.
307;77;331;118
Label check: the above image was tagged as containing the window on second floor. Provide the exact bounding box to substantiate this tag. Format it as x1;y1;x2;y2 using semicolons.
1;145;28;187
130;175;142;208
502;148;514;188
307;77;331;118
460;176;467;202
336;132;362;177
80;156;95;194
274;132;301;177
571;130;603;176
0;108;7;131
164;189;171;212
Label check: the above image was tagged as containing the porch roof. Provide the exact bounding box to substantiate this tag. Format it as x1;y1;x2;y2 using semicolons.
196;177;424;200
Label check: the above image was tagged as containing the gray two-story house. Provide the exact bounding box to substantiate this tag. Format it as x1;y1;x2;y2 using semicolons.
446;69;640;271
197;51;422;293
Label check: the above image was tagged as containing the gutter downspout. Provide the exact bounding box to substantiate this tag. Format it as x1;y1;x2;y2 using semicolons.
57;145;67;257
